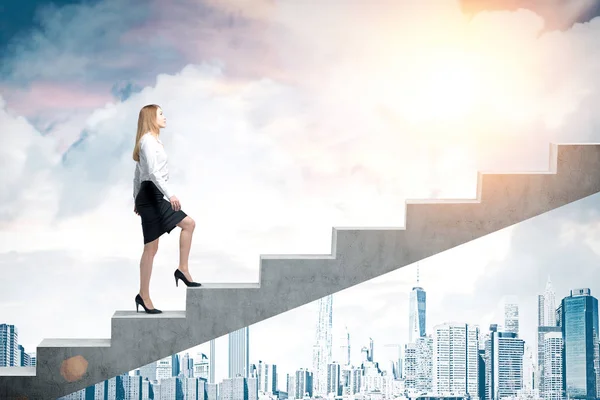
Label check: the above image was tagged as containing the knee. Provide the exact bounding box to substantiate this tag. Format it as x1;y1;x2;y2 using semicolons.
144;241;159;256
185;217;196;231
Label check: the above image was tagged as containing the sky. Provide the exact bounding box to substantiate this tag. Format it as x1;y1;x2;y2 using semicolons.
2;0;600;392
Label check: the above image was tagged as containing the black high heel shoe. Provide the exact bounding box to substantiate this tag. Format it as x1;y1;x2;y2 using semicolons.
174;269;202;287
135;294;162;314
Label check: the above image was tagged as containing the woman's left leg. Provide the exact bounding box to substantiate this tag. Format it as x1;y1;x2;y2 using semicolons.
176;216;196;281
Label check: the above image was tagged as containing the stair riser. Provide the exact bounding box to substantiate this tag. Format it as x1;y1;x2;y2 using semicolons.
186;288;282;340
111;317;189;348
3;346;114;400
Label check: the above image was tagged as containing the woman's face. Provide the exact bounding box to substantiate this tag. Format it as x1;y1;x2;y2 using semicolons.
156;108;167;129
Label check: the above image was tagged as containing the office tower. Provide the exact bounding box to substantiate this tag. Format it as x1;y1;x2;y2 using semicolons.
542;332;563;400
285;373;296;400
368;337;374;362
180;353;191;378
504;296;519;336
537;277;559;394
522;345;536;391
287;373;296;400
107;374;127;400
172;354;180;377
139;360;158;382
538;325;562;393
28;352;36;366
404;343;417;390
221;375;250;400
195;353;210;380
210;339;216;383
404;336;433;394
409;265;426;343
432;323;479;399
349;367;362;395
339;326;351;366
156;356;173;380
123;375;143;400
416;337;434;394
295;368;313;399
478;348;486;400
207;383;218;400
229;327;250;378
484;327;525;400
0;324;18;367
361;346;369;364
18;344;31;367
248;375;258;400
312;295;333;396
327;362;341;396
383;344;402;379
257;360;277;394
559;288;599;399
538;278;557;327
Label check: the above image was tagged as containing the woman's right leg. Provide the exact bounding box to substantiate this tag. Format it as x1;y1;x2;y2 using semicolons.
139;238;159;309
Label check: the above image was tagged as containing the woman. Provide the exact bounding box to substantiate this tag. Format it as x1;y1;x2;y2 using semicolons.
132;104;201;314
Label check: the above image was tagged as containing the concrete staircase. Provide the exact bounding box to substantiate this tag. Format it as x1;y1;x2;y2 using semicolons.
2;143;600;400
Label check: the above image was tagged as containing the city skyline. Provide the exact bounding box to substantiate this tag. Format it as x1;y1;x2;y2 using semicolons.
5;262;599;398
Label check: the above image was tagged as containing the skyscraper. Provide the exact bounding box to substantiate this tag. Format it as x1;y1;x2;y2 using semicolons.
295;369;313;399
538;278;557;327
194;353;210;380
339;326;350;366
522;345;536;391
542;332;563;400
0;324;18;367
404;336;433;394
559;288;599;399
312;295;333;396
383;344;402;380
408;265;426;343
504;296;519;336
229;327;250;378
327;362;342;396
537;277;559;394
210;339;216;383
432;323;479;399
257;360;277;394
485;327;525;400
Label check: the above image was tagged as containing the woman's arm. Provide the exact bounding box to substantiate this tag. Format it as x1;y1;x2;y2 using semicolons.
139;138;174;199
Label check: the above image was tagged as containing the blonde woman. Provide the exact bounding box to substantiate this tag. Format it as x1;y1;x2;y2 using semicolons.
132;104;201;314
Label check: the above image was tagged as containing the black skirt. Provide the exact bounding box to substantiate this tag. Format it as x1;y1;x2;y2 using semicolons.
135;181;187;244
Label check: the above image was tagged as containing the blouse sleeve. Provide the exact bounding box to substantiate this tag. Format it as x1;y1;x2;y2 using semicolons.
139;138;174;199
133;164;141;200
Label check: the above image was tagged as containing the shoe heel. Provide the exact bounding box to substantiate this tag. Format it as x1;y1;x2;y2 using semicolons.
136;303;139;312
175;276;178;287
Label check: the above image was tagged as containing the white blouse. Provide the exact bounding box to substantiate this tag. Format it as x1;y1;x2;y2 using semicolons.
133;133;174;201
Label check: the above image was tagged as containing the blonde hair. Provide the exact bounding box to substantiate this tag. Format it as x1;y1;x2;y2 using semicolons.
132;104;161;162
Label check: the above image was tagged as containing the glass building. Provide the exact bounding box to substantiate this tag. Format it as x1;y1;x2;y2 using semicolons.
560;288;599;399
409;286;426;343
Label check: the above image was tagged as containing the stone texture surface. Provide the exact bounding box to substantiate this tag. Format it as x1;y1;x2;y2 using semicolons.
1;143;600;400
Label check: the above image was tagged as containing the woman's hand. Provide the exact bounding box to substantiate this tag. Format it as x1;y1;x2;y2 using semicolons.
134;206;139;215
169;195;181;211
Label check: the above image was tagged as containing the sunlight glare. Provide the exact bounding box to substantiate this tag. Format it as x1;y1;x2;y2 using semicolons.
391;48;483;123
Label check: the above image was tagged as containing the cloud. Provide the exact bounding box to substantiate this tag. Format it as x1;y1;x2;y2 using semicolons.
111;80;143;102
459;0;600;31
3;0;600;388
0;96;62;227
